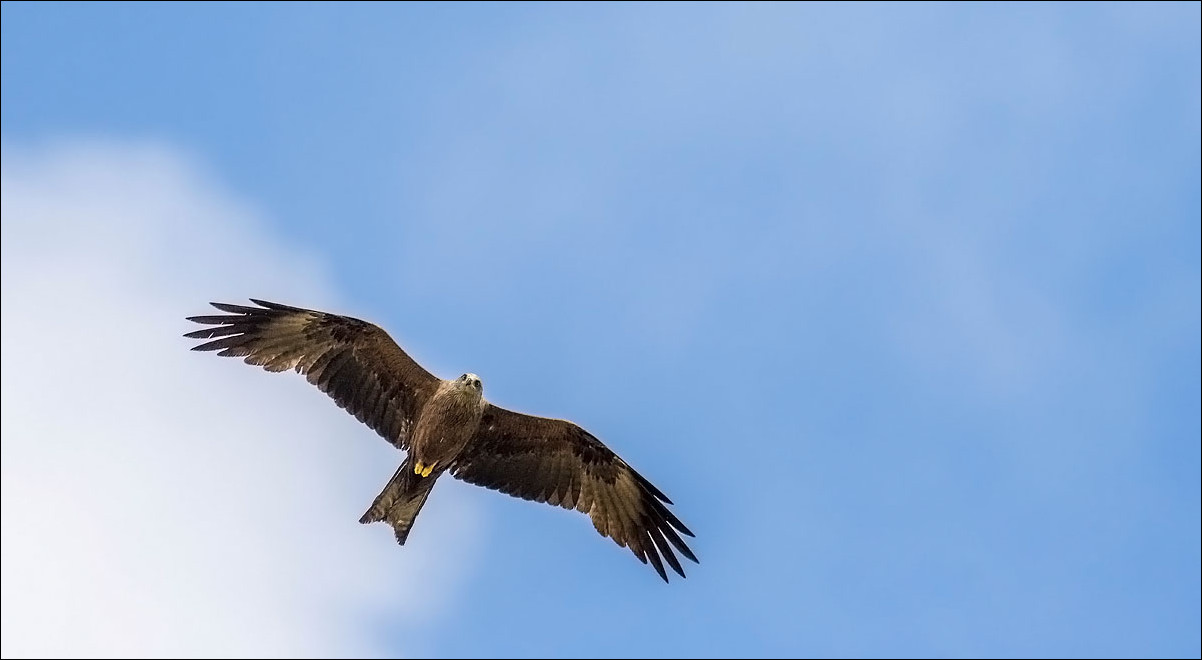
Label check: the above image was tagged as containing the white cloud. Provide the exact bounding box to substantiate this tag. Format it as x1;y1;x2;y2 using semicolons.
1;140;478;658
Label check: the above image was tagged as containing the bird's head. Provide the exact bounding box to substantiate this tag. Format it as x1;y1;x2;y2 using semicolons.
458;373;483;393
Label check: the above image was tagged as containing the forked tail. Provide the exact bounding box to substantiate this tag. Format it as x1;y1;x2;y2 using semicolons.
359;457;438;545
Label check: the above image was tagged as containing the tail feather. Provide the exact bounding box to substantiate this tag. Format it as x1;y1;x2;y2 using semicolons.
360;458;439;545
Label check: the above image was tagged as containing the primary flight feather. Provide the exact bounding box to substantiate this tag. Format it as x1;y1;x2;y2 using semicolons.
185;299;697;582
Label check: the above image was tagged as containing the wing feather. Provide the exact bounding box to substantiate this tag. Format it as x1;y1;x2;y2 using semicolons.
185;299;439;450
451;404;697;582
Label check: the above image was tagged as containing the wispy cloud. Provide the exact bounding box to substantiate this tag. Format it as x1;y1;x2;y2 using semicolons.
1;140;479;658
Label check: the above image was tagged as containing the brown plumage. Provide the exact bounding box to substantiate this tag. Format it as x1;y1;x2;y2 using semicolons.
185;299;697;582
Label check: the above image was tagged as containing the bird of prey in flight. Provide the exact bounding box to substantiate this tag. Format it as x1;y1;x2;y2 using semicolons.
185;299;696;581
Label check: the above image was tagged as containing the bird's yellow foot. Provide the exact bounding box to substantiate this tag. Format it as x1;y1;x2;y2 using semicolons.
421;463;434;477
414;462;425;475
414;461;436;477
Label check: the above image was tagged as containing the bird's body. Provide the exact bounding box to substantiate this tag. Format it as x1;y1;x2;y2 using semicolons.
410;375;486;477
185;299;697;581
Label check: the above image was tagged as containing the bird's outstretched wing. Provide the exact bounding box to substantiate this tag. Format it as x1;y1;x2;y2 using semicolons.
451;404;697;582
185;299;440;450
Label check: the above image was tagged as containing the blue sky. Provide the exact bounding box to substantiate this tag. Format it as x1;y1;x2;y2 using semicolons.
2;2;1199;657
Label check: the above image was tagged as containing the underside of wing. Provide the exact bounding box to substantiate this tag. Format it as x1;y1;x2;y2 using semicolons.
451;404;697;582
185;299;440;450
